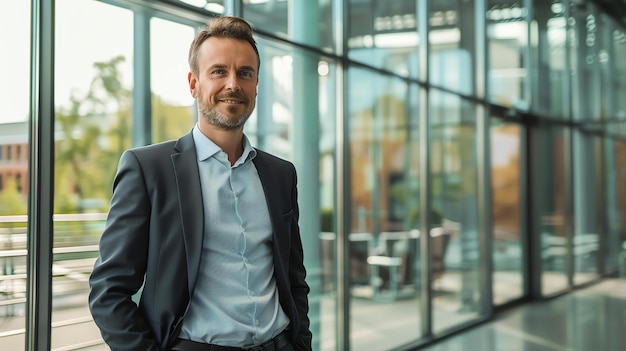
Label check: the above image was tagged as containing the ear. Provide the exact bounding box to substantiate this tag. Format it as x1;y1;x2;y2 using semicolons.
188;72;198;98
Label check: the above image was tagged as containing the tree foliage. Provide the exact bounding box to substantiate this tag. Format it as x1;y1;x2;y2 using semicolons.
54;55;193;213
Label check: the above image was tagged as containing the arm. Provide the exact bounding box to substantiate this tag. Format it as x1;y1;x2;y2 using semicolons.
88;150;160;351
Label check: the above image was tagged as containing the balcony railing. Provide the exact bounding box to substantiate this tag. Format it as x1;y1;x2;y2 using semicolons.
0;213;107;350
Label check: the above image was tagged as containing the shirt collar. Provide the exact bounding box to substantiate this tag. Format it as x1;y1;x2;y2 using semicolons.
192;124;257;164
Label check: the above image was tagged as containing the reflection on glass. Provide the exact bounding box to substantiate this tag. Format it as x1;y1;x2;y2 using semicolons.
244;1;333;52
53;0;133;349
540;127;569;296
491;120;525;305
487;2;528;109
531;0;567;117
348;0;419;78
0;1;30;350
429;1;474;95
176;0;225;14
613;25;626;136
430;89;481;333
150;18;196;143
572;132;600;284
608;141;626;275
348;67;422;350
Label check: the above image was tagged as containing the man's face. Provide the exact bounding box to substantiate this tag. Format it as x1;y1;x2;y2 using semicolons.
188;36;258;130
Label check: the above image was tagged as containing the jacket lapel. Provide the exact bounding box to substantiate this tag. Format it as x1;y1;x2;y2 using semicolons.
171;132;204;296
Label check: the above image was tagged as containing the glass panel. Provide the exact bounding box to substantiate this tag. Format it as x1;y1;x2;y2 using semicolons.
243;0;334;53
491;119;525;305
170;0;225;15
429;89;481;333
54;0;133;349
0;1;30;350
486;1;528;109
539;126;569;296
348;0;420;78
570;3;602;122
150;18;196;143
572;132;600;285
530;0;568;117
348;67;422;350
608;140;626;275
429;0;475;95
244;40;336;351
606;16;626;137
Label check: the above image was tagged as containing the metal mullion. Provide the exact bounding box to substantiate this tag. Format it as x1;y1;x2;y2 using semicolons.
334;0;349;350
475;0;493;318
26;0;55;350
224;0;242;16
132;8;152;147
418;0;432;339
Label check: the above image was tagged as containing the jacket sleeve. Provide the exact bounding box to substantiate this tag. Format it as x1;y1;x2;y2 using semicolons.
288;168;313;351
88;150;161;351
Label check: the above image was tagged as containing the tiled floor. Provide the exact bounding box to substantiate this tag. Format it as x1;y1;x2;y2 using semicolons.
419;278;626;351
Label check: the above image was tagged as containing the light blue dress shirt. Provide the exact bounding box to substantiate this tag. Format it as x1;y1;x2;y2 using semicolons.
179;126;290;347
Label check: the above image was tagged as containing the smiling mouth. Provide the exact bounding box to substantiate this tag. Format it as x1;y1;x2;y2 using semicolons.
220;99;243;104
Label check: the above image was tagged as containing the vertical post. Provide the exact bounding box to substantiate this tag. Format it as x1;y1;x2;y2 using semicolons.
133;9;152;147
289;2;322;350
334;0;350;349
224;0;242;16
418;0;432;338
475;0;493;317
27;0;55;350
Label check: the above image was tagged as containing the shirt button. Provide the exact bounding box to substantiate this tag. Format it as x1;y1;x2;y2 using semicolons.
249;290;255;296
255;319;260;325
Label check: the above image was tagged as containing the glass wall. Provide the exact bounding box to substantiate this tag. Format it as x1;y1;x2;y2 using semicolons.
491;119;525;305
4;0;626;350
52;1;133;349
429;90;482;332
150;18;196;143
347;66;421;350
531;0;569;117
538;126;571;296
487;1;529;109
0;2;30;350
348;0;420;78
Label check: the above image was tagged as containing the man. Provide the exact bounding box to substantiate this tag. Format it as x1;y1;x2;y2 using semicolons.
89;16;312;351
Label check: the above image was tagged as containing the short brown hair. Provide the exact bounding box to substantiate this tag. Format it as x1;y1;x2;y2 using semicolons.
188;16;260;76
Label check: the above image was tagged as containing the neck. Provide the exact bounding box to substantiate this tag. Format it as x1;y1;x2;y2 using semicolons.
198;123;244;166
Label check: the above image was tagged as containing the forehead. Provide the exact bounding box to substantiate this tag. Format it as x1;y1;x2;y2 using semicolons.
197;36;258;70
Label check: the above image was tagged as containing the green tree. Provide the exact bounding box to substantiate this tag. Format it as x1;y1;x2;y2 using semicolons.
55;55;131;213
54;55;195;214
0;178;27;216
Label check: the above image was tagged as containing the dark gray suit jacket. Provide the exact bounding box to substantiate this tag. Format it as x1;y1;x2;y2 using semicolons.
88;131;311;351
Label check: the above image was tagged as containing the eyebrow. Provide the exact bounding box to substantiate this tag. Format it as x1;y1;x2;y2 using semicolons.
238;65;257;73
208;64;257;73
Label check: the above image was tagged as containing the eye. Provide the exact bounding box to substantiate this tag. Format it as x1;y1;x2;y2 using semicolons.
211;69;226;75
239;70;254;78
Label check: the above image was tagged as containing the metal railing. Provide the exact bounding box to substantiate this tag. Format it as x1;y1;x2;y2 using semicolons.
0;213;107;350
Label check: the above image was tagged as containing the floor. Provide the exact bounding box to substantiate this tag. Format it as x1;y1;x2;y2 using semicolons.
418;278;626;351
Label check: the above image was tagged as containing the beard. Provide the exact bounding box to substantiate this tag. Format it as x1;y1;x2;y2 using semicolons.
198;92;252;131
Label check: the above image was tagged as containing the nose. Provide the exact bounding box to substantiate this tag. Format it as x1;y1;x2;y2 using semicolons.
226;72;241;92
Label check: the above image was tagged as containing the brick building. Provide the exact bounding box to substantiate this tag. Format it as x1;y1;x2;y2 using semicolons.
0;121;29;197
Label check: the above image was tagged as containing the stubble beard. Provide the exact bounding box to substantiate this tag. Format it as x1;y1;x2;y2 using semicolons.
198;100;251;131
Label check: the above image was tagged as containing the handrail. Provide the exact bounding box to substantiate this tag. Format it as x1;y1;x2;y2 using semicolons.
0;213;108;223
0;245;99;258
